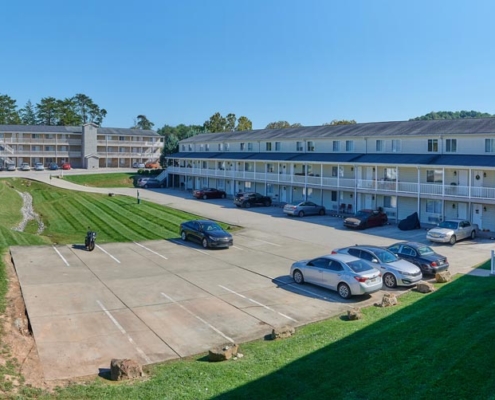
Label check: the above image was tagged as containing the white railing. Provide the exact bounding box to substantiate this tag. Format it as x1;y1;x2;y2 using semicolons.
0;141;14;154
398;182;418;193
420;183;443;196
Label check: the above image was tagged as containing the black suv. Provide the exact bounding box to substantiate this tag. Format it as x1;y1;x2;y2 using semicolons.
234;192;272;208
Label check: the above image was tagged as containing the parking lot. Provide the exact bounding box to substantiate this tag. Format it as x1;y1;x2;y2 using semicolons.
10;180;495;381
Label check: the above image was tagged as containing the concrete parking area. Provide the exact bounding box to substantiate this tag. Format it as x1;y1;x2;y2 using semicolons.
10;175;495;381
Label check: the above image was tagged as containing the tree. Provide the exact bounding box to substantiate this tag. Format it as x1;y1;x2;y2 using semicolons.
132;115;155;130
265;121;302;129
236;116;252;131
225;113;237;132
323;119;357;125
410;110;494;121
204;112;227;133
0;94;21;124
36;97;59;125
56;98;82;125
19;100;37;125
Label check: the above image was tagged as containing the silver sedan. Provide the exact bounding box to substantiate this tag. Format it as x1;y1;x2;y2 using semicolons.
283;201;326;217
290;253;382;299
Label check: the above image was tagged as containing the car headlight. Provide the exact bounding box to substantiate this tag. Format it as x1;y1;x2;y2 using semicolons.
354;221;360;225
209;237;219;241
402;270;418;277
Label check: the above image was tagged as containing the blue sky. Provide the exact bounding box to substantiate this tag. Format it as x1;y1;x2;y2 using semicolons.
2;0;494;130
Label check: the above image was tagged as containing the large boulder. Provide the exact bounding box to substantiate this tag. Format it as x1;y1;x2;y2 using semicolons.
435;271;452;283
110;359;143;381
271;326;295;340
416;281;436;293
347;307;363;320
208;343;239;362
376;292;398;307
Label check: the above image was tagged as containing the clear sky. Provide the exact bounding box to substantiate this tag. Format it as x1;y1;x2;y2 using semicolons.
2;0;494;130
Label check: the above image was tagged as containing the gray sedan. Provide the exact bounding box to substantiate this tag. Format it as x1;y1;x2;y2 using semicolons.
290;253;382;299
283;201;326;217
333;245;423;288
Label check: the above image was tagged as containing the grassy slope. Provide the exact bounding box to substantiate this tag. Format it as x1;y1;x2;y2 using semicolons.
63;173;136;188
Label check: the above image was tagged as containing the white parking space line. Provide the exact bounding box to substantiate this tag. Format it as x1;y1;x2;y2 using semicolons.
160;292;234;343
169;240;209;255
97;300;151;364
282;281;339;302
219;285;298;322
134;242;168;259
232;245;243;250
236;235;282;247
52;246;70;266
95;245;121;263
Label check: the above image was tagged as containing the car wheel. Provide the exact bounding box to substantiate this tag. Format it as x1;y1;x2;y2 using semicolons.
202;238;209;249
203;195;207;200
221;193;226;199
449;235;457;245
338;283;352;299
264;200;271;207
144;184;148;188
470;230;476;240
293;270;304;284
244;202;251;208
181;231;187;241
319;209;325;216
383;273;397;288
235;205;240;208
298;210;305;218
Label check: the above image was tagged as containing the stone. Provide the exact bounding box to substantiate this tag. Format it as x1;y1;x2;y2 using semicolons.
435;271;452;283
347;307;363;320
110;359;143;381
416;281;436;293
376;292;398;307
208;343;239;362
271;326;295;340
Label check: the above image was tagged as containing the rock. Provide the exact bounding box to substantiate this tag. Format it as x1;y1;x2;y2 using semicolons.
208;343;239;362
376;292;398;307
271;326;295;340
416;281;435;293
435;271;451;283
347;307;362;320
110;359;143;381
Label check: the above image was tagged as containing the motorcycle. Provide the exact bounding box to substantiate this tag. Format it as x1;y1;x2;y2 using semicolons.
85;229;97;251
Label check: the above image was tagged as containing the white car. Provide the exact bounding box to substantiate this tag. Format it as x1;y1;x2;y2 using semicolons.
133;162;145;168
426;219;478;245
34;162;45;171
20;162;31;171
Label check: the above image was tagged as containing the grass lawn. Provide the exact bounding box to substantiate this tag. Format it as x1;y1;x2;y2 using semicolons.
1;177;495;399
474;258;491;270
63;172;138;188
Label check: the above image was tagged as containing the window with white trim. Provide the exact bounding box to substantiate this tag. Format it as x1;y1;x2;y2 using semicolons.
307;141;315;152
427;169;443;183
247;142;253;151
376;140;384;152
240;142;245;151
428;139;438;152
426;199;442;213
445;139;457;153
333;141;340;151
218;143;223;151
205;144;210;151
296;141;303;151
275;142;281;151
391;139;401;152
485;139;495;152
266;142;272;151
345;140;354;152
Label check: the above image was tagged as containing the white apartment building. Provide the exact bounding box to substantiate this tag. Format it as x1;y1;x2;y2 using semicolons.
0;123;163;169
167;118;495;231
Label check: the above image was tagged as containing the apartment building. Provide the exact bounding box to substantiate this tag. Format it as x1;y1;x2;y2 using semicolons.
0;123;163;169
166;118;495;231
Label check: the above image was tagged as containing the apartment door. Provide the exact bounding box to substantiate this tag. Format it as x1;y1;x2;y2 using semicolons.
226;180;232;196
281;186;287;202
364;194;373;209
457;203;468;220
472;203;483;229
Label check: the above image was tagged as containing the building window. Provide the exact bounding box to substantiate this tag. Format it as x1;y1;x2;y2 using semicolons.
205;144;210;151
331;191;337;202
426;199;442;213
307;141;315;152
376;140;384;152
240;142;245;151
119;136;125;141
445;139;457;153
245;182;252;189
218;143;223;151
428;139;438;152
267;163;274;173
332;166;343;177
345;140;354;152
275;142;281;151
383;196;397;208
427;169;443;183
202;161;207;168
247;142;253;151
218;161;225;170
266;142;272;151
188;144;192;151
181;144;186;151
384;168;397;181
485;139;495;152
199;144;204;151
296;141;303;151
333;141;340;151
391;140;401;152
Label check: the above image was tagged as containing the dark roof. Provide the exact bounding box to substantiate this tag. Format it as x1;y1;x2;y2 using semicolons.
179;118;495;143
0;124;160;137
168;152;495;168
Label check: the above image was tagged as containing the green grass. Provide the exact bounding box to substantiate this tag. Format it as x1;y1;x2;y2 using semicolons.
474;259;491;270
1;177;495;399
63;173;137;188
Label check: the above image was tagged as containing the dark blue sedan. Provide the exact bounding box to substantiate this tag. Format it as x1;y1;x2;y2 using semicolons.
180;220;233;249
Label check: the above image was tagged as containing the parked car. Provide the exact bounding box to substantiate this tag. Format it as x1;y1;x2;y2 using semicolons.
141;178;164;188
20;162;31;171
136;177;151;187
61;163;71;170
387;241;449;275
193;188;227;200
426;219;478;245
0;164;3;171
6;163;16;171
234;192;272;208
333;245;422;288
283;201;326;217
180;220;233;249
48;162;59;170
145;160;160;169
133;162;145;168
344;209;388;229
34;162;44;171
290;253;382;299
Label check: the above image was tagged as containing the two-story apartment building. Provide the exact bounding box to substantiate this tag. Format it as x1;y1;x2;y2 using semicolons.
0;123;163;169
167;118;495;231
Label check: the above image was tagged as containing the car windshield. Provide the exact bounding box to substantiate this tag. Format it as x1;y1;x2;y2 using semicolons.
288;201;301;206
347;259;374;273
356;210;371;217
417;246;434;255
438;221;458;229
202;222;222;232
373;249;399;263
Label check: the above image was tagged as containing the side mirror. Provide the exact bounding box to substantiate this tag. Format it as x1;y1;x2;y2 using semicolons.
372;258;379;263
